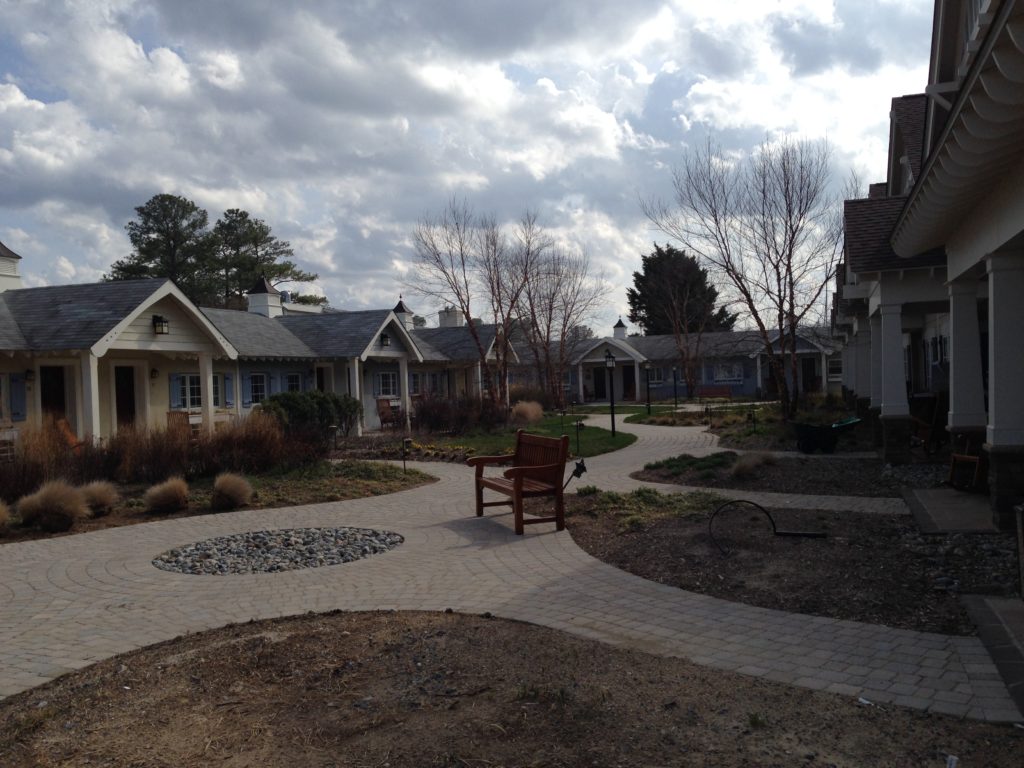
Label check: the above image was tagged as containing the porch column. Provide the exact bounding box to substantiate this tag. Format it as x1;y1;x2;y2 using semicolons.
633;361;641;402
869;315;882;409
198;353;215;432
880;304;909;417
986;253;1024;447
947;279;986;430
79;352;100;441
820;351;828;393
854;331;871;401
577;363;585;403
352;358;363;437
755;354;762;396
476;361;483;398
398;356;411;431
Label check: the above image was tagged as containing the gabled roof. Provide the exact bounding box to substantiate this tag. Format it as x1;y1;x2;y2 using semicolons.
891;94;928;181
202;308;317;359
845;197;945;274
0;240;22;261
279;309;421;361
0;279;170;352
412;323;498;363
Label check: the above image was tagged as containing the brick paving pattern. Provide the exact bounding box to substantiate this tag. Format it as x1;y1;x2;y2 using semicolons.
0;419;1019;722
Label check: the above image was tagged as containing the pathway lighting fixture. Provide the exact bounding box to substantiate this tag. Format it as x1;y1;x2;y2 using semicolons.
643;361;652;415
671;366;678;409
605;349;616;437
402;436;413;473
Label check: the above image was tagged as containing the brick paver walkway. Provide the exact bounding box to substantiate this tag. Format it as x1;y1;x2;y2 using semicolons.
0;420;1019;722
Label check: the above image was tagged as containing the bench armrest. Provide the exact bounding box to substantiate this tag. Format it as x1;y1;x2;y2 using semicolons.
467;454;513;469
503;463;564;481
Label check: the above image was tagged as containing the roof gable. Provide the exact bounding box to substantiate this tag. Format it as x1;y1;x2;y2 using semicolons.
844;196;945;274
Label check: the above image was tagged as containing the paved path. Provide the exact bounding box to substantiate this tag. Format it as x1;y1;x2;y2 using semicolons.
0;421;1019;722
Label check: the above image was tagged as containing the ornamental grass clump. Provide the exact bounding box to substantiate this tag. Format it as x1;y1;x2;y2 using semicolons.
80;480;120;517
144;477;189;515
729;452;776;480
17;480;90;533
510;400;544;425
210;472;253;511
0;500;10;535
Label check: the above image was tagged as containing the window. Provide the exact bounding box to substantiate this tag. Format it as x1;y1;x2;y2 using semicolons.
178;374;223;410
286;372;302;392
713;362;744;383
827;357;843;381
429;372;441;395
646;366;664;384
409;372;421;395
250;373;267;404
378;371;398;397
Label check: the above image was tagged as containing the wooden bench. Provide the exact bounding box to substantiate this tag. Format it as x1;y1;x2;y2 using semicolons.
467;429;569;535
694;385;733;401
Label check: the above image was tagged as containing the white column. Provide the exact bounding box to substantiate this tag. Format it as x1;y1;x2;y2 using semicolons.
399;356;411;431
947;279;987;430
855;331;871;397
577;363;585;403
632;361;641;402
79;352;100;440
755;354;763;395
842;345;855;392
869;315;883;409
820;351;828;392
880;304;909;417
352;358;363;437
198;353;215;432
475;361;483;399
986;253;1024;446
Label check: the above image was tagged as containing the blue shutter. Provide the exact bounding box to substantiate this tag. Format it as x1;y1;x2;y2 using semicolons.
10;373;27;422
304;369;314;391
169;374;183;409
242;373;252;408
223;373;234;407
269;372;280;395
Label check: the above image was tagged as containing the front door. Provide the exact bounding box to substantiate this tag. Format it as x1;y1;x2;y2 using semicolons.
801;357;818;393
623;366;636;401
40;365;67;418
114;366;137;427
592;367;607;400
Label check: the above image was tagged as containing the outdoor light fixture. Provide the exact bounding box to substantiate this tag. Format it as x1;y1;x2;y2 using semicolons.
671;365;678;409
643;361;652;415
152;315;169;335
150;368;159;380
604;349;616;437
381;333;391;347
24;369;35;383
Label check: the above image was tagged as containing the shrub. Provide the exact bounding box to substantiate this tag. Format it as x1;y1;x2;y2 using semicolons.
729;452;774;479
211;472;253;511
510;400;544;425
263;390;363;444
508;385;558;411
0;500;9;534
197;411;290;475
576;485;600;497
17;481;90;533
415;395;456;433
106;426;191;485
80;481;120;517
144;477;189;515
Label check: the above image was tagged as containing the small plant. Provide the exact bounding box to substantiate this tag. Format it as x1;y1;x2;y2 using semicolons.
144;477;189;515
17;481;90;533
576;485;600;497
80;481;120;517
510;400;544;425
630;486;662;504
211;472;253;511
748;712;767;729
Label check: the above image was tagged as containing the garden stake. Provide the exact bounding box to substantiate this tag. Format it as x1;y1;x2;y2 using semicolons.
402;437;412;473
563;459;587;490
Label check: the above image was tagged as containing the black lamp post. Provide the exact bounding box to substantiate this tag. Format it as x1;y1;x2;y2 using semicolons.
672;366;678;409
643;361;652;415
604;349;616;437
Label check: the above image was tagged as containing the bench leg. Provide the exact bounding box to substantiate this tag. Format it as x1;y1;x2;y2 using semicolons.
513;493;524;535
475;480;484;517
554;489;565;532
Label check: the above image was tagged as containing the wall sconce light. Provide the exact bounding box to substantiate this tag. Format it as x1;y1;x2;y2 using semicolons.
24;369;35;382
381;333;391;347
152;315;170;335
150;368;160;380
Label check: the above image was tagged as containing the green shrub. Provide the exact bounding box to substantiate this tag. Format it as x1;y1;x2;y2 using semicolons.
263;390;363;444
576;485;600;497
80;481;120;516
17;481;90;533
144;477;189;515
211;472;253;511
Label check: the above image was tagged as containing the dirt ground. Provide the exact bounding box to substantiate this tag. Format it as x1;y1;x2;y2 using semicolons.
1;611;1021;768
565;492;1020;635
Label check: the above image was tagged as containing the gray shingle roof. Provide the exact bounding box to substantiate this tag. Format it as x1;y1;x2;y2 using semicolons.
0;240;22;261
0;279;166;352
411;324;497;363
202;308;317;359
845;196;945;273
892;94;927;181
278;309;393;358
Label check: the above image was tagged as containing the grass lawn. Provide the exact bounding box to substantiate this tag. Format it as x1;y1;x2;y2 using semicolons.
570;403;677;416
413;415;637;458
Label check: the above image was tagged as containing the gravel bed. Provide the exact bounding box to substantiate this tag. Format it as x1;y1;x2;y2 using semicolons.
152;527;404;575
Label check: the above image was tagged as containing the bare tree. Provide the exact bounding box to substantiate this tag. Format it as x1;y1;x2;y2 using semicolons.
642;137;842;418
518;244;607;406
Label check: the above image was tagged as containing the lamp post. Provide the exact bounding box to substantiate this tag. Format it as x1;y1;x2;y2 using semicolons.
672;366;678;409
605;349;616;437
643;361;652;415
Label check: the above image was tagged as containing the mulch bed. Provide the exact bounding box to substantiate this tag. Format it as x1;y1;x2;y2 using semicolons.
566;496;1020;635
633;453;947;497
2;611;1021;767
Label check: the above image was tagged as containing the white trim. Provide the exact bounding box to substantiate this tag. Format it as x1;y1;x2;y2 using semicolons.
358;312;424;363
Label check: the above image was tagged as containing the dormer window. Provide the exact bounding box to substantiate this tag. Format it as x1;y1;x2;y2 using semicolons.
381;333;391;348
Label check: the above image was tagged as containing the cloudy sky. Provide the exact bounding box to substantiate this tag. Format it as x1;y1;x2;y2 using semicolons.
0;0;932;331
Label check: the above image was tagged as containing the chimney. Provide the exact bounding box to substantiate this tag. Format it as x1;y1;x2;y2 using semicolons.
393;295;414;330
246;273;282;318
0;239;24;293
438;305;464;328
613;317;627;340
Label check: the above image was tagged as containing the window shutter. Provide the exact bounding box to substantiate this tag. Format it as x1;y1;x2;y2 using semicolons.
223;373;234;407
269;372;280;395
304;370;314;391
372;373;380;397
10;373;27;422
242;373;252;408
169;374;183;409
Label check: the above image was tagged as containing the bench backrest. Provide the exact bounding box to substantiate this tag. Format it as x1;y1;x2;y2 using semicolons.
512;429;569;485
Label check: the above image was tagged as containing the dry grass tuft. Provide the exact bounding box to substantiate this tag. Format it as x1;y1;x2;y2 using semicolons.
210;473;253;511
144;477;189;515
80;481;120;517
17;481;90;533
0;499;9;534
510;400;544;425
729;452;775;479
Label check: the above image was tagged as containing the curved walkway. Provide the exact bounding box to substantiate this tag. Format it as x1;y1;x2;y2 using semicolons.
0;421;1018;722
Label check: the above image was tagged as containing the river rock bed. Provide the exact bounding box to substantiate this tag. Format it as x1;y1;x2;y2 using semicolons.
152;527;404;575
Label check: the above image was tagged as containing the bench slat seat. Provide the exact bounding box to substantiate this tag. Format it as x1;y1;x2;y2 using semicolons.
467;430;569;535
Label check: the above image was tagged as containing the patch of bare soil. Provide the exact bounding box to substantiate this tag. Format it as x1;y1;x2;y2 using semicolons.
566;494;1020;635
633;452;945;497
1;612;1020;768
